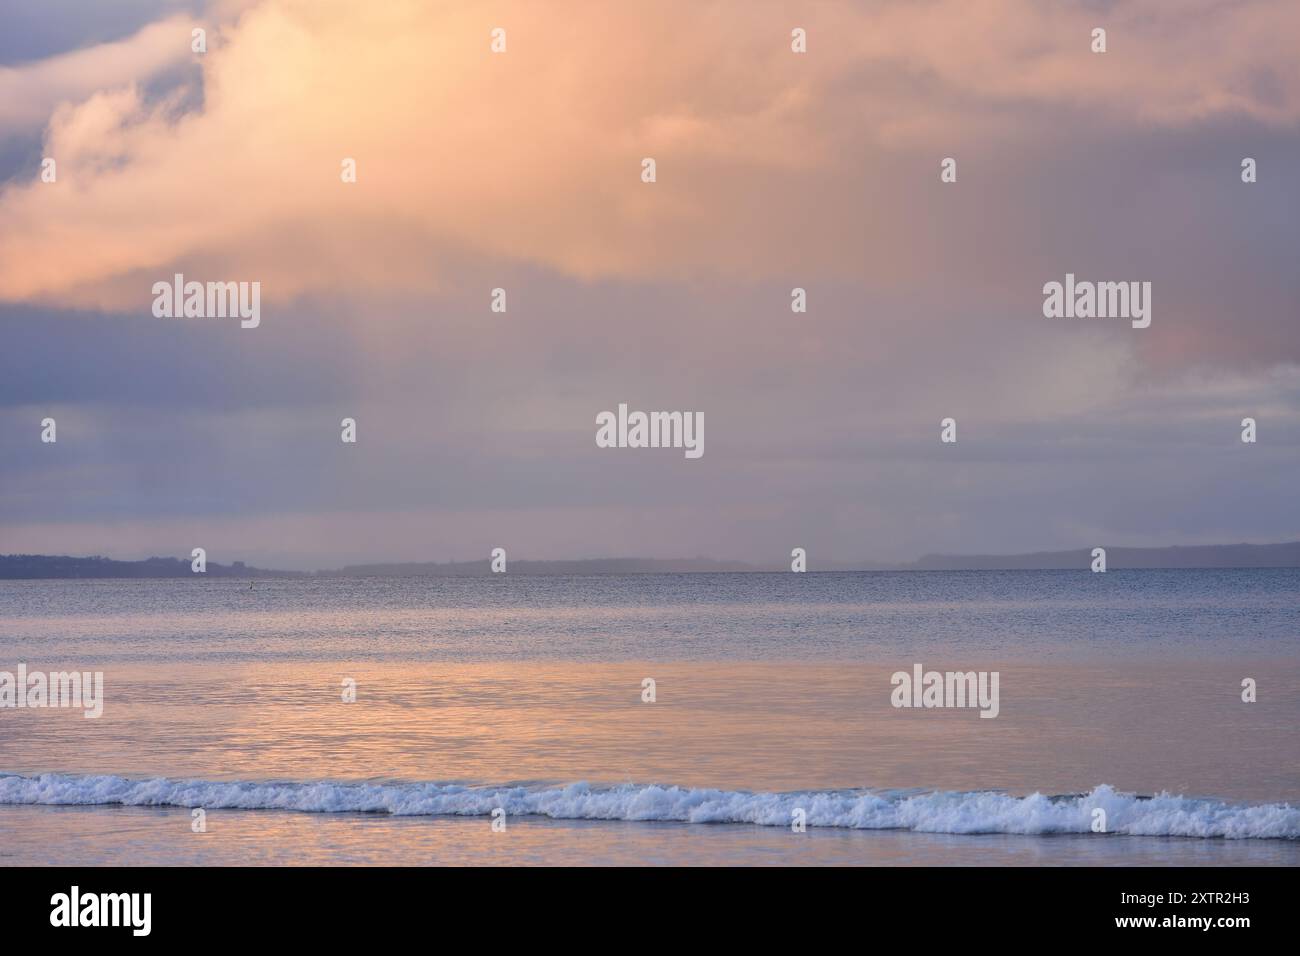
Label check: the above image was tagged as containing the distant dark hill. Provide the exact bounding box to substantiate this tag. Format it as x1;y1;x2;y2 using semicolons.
327;544;1300;575
3;542;1298;578
0;554;301;579
907;542;1300;571
320;557;764;577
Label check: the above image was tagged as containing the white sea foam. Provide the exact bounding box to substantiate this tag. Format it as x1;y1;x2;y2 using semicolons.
0;773;1296;839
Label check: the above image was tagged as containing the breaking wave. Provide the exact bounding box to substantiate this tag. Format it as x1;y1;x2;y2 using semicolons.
1;773;1296;839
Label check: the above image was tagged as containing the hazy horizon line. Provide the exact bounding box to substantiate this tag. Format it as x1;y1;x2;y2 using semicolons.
4;540;1300;577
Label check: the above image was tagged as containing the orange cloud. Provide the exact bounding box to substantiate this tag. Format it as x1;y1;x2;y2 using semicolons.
0;0;1296;311
0;14;193;132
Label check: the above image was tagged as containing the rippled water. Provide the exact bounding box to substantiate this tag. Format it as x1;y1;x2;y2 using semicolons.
1;571;1297;865
4;569;1298;662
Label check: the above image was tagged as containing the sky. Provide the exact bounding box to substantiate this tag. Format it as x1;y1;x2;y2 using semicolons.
0;0;1297;570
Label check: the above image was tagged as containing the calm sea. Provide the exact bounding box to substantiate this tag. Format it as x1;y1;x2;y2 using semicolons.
2;570;1298;865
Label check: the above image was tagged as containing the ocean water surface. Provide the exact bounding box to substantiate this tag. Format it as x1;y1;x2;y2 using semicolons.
1;570;1297;865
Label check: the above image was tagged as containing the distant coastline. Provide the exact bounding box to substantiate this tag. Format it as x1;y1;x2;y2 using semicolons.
0;555;306;579
2;542;1299;579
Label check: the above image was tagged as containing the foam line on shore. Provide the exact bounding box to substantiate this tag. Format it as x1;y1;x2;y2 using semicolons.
1;773;1296;839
